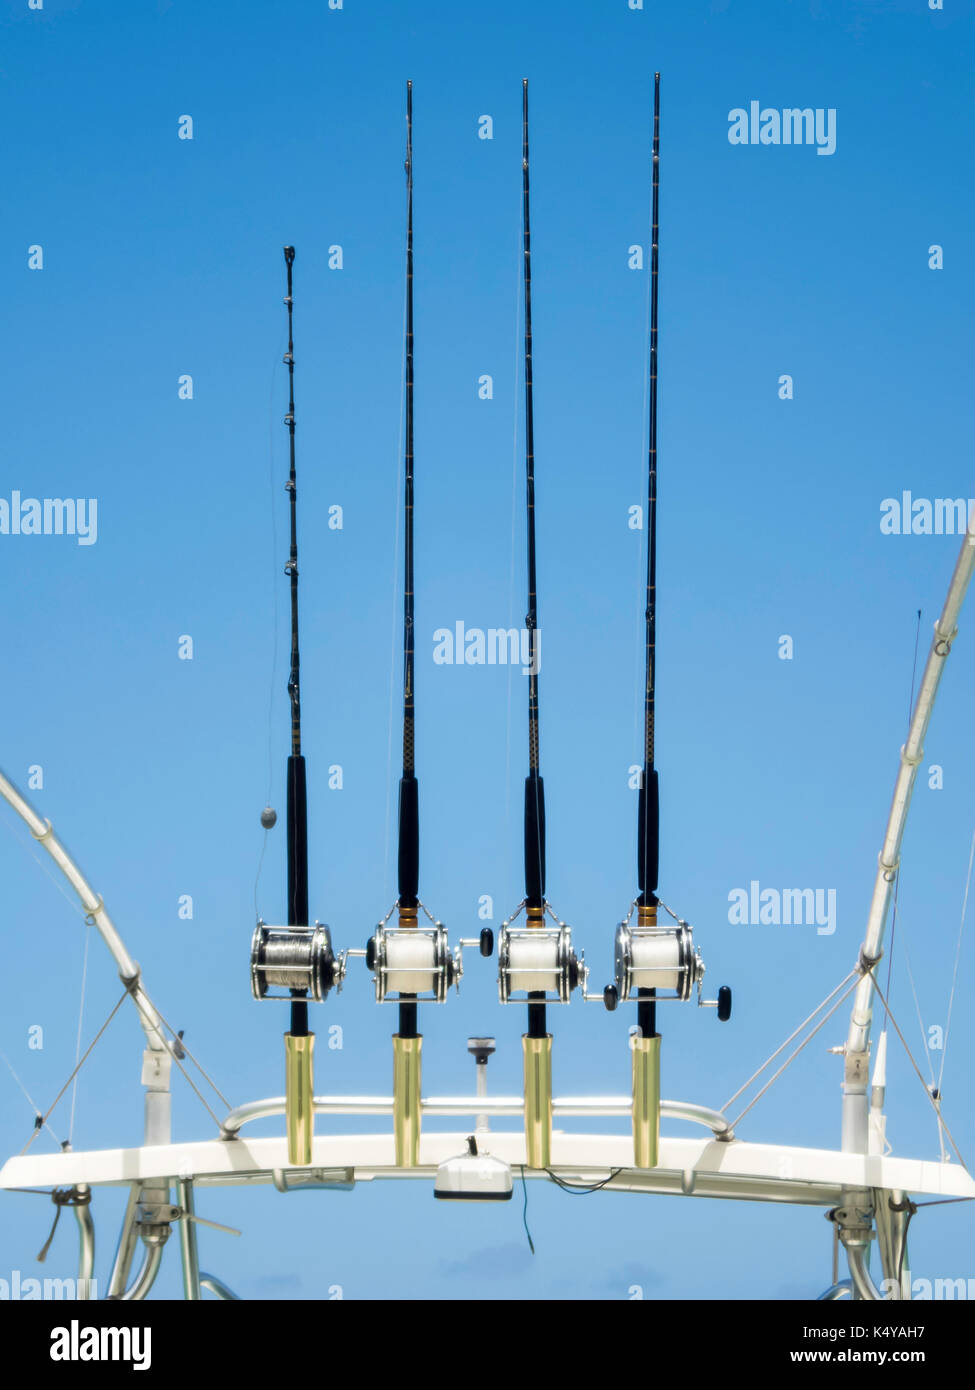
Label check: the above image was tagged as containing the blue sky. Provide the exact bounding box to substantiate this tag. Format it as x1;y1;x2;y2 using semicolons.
1;0;973;1299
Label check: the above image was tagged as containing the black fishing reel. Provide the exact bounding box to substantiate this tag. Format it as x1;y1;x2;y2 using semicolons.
250;921;344;1003
496;905;584;1005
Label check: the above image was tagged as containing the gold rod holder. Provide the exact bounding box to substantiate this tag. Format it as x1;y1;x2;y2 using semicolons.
522;1034;553;1169
285;1032;315;1166
393;1035;422;1167
632;1033;661;1168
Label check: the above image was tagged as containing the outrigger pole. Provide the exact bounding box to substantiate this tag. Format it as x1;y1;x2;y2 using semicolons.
250;247;341;1166
602;75;729;1169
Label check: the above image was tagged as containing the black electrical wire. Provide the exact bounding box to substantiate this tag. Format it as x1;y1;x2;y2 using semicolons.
520;1165;535;1254
545;1167;625;1194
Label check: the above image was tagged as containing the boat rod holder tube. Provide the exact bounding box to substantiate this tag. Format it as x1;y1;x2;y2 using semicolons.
523;1031;552;1169
842;521;975;1153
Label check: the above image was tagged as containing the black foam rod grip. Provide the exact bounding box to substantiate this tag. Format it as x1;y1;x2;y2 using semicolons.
287;754;309;928
524;774;546;907
398;775;419;906
637;768;659;902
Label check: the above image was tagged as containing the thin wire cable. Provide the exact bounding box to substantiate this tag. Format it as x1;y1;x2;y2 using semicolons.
266;343;283;803
20;987;129;1154
913;1196;975;1208
885;609;923;1000
900;934;937;1089
937;824;975;1095
67;921;91;1146
721;968;858;1113
868;969;969;1171
0;810;89;922
1;1052;60;1146
129;991;227;1131
136;991;232;1111
726;976;862;1132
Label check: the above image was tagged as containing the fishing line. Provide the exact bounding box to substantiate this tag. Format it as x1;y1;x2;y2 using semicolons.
255;339;286;919
266;343;284;804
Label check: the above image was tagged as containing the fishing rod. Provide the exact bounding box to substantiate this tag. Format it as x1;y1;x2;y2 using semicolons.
250;245;343;1167
495;80;584;1172
600;75;730;1170
359;82;489;1168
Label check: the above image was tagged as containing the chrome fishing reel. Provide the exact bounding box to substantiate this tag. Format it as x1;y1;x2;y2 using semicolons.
601;901;731;1018
250;921;345;1003
359;902;493;1003
496;903;585;1005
